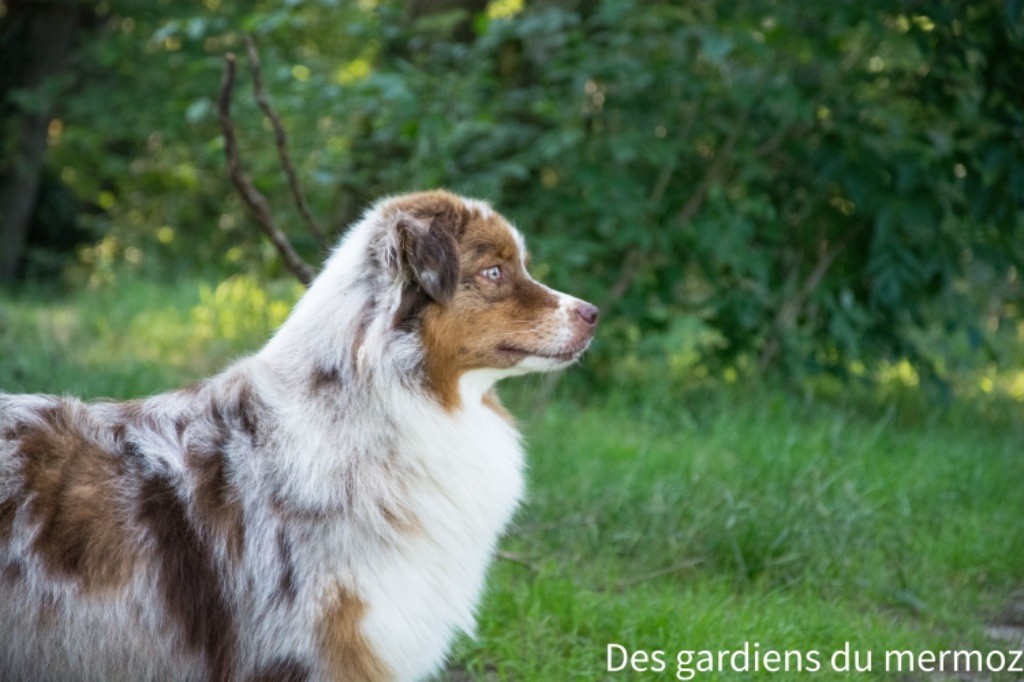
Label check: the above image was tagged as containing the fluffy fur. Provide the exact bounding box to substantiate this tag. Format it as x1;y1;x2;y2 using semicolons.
0;191;598;681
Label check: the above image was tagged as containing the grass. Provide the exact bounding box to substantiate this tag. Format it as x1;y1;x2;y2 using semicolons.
2;277;1023;680
465;389;1023;680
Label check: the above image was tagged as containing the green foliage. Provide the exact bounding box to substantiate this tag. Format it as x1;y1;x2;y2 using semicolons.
191;274;301;354
0;275;298;396
39;0;1024;381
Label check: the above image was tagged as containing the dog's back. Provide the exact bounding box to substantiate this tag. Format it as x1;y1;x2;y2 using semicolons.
0;392;208;681
0;381;279;681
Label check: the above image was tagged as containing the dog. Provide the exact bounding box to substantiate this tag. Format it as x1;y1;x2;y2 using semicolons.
0;190;599;681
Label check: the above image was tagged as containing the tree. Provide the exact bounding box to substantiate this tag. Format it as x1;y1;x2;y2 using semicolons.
0;0;83;282
29;0;1024;383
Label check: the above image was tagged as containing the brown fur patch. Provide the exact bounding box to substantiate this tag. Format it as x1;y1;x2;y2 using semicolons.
236;381;261;439
1;561;24;587
393;286;431;332
276;527;297;603
181;382;261;562
187;439;246;563
15;404;136;592
377;497;421;535
320;585;390;682
211;375;263;444
175;414;189;438
482;390;514;423
0;497;17;544
248;657;310;682
387;191;471;329
385;190;471;242
138;474;236;681
188;446;245;557
309;365;341;394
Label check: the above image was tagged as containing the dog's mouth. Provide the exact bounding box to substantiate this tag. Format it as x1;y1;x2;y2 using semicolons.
497;342;588;363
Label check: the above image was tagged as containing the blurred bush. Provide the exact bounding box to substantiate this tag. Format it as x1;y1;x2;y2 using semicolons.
14;0;1024;384
191;274;299;349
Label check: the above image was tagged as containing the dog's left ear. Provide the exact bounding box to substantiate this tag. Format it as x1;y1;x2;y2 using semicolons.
395;215;459;304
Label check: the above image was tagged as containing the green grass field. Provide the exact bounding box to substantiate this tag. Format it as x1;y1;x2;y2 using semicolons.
2;278;1022;680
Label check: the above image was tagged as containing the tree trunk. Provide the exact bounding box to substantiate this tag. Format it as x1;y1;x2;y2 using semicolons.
0;1;79;282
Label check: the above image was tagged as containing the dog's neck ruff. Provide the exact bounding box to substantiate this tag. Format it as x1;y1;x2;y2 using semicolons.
239;207;526;681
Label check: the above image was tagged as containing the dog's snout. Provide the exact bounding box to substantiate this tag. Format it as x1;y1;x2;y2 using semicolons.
574;302;599;326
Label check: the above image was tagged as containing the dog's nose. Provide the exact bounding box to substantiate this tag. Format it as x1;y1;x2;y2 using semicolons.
575;302;600;326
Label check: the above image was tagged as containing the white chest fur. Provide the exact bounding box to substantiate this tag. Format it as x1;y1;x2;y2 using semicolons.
350;393;525;681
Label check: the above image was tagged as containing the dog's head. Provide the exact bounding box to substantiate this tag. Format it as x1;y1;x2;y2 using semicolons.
374;191;598;407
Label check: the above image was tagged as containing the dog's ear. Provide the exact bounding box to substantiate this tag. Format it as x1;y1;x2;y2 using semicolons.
394;215;459;304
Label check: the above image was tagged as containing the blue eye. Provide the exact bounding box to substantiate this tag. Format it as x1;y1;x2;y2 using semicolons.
481;266;503;281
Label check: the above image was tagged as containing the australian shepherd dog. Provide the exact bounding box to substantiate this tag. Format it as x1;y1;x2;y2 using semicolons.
0;191;598;681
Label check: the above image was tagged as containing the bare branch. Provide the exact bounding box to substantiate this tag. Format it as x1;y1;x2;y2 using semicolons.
611;559;704;591
245;35;328;250
495;550;541;573
218;53;316;287
758;237;848;371
676;112;747;228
